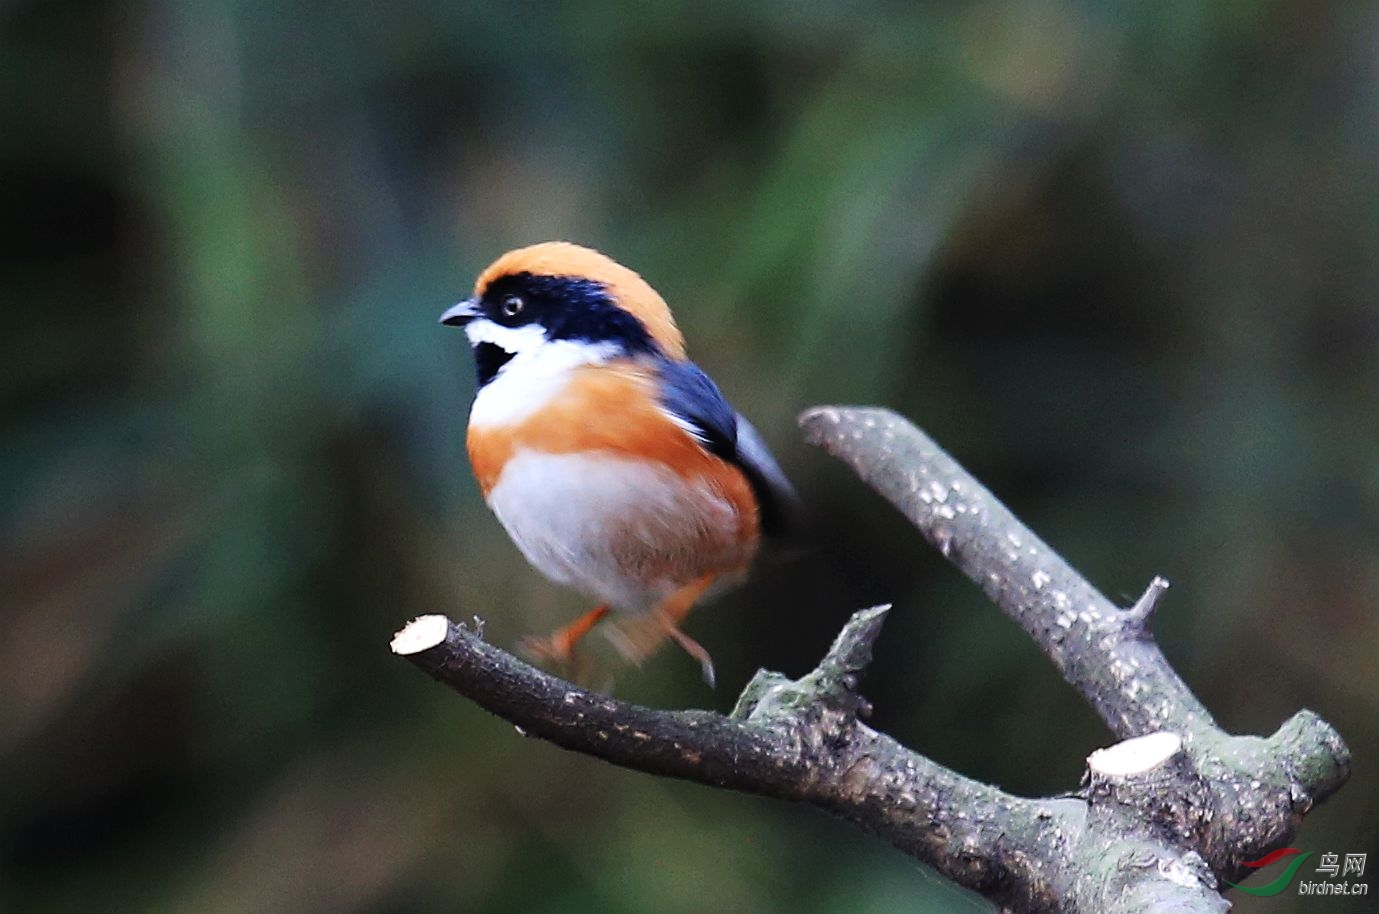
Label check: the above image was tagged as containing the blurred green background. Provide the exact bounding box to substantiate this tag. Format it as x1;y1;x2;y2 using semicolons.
4;0;1378;912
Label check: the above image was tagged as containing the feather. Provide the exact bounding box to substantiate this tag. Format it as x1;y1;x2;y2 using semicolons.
732;412;802;539
654;360;738;459
654;359;801;539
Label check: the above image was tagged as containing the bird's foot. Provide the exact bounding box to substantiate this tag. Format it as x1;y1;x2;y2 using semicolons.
519;605;611;676
659;617;716;688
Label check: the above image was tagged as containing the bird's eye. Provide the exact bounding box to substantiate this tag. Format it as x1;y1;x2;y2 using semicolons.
500;295;525;318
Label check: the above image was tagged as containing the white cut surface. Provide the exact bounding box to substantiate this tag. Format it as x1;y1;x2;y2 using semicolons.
1087;731;1182;776
391;614;450;655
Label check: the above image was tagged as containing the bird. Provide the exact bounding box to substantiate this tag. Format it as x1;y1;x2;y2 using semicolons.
439;241;799;685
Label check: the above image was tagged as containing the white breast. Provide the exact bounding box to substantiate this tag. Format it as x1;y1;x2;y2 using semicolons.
485;448;742;613
469;338;619;428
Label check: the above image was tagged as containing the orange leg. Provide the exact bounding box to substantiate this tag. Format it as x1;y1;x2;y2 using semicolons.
654;574;719;687
604;574;722;685
521;605;611;669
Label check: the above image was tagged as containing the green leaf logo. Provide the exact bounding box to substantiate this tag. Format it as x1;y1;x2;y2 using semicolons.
1226;850;1314;897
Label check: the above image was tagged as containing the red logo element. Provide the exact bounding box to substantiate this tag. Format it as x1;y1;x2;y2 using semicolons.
1242;848;1303;868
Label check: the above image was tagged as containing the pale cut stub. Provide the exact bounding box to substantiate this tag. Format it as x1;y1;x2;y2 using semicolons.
1087;731;1183;776
391;615;450;655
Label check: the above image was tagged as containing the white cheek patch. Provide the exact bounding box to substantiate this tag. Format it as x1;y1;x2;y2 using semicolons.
464;319;547;353
469;337;623;428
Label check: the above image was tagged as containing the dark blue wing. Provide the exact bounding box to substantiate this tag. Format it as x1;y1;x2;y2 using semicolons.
655;359;800;538
655;359;739;459
731;412;801;538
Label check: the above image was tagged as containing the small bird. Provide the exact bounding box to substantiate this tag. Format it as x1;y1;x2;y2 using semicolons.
440;242;798;685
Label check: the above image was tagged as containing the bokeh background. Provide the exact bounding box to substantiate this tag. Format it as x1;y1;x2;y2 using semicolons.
5;1;1378;912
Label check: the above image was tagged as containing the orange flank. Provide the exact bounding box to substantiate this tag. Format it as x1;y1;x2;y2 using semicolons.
473;242;686;358
466;362;759;542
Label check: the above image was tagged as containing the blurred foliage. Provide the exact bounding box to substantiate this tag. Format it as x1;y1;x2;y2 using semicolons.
3;0;1379;911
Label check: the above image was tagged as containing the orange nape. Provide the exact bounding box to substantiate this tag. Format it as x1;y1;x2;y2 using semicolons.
607;574;719;687
521;605;612;672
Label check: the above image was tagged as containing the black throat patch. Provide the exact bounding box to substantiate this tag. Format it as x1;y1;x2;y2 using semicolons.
473;342;515;387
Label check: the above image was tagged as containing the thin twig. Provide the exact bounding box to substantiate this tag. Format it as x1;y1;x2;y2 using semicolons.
1126;575;1170;625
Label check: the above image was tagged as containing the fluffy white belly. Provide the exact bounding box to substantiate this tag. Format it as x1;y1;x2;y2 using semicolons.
486;448;746;612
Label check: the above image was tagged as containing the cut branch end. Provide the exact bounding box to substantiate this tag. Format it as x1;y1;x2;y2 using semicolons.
391;614;451;655
1089;732;1184;777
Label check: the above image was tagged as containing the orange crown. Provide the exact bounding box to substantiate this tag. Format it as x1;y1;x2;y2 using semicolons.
474;242;686;359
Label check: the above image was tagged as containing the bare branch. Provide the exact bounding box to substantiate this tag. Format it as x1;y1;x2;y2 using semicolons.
394;609;1082;912
797;406;1349;878
392;614;793;790
392;610;1265;913
800;405;1213;740
394;405;1350;913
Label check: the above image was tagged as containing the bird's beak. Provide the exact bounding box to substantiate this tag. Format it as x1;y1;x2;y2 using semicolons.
439;297;480;327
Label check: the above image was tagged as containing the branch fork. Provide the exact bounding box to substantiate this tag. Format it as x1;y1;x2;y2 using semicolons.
394;406;1349;913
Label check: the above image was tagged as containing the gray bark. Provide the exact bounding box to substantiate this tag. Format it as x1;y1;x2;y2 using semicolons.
394;405;1349;913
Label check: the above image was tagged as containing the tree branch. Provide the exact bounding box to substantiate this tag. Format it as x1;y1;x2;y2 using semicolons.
394;406;1350;912
798;406;1349;880
799;405;1210;740
397;609;1081;912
